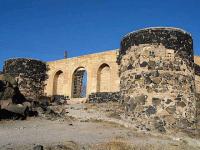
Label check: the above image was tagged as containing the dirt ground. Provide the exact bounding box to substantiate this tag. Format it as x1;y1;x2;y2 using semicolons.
0;102;199;150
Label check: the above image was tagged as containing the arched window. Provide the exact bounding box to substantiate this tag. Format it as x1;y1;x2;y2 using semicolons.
72;67;87;98
53;70;64;95
97;64;111;92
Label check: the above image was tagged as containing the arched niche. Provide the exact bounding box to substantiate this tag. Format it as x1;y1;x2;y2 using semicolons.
53;70;64;95
97;63;111;92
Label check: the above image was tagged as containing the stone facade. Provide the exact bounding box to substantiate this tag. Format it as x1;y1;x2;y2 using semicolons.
118;27;197;130
45;50;120;98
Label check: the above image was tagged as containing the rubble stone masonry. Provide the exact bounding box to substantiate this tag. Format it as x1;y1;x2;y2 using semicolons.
118;27;197;129
3;58;48;100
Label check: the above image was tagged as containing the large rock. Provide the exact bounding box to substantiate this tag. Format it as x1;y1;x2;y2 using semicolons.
0;103;29;120
4;104;29;117
0;74;26;104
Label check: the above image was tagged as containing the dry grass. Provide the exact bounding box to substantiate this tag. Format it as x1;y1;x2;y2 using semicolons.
91;139;199;150
88;118;125;128
91;140;133;150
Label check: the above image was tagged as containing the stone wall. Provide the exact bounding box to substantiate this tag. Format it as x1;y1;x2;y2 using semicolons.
118;27;196;130
87;92;120;103
194;56;200;94
45;50;120;98
3;58;48;100
195;64;200;94
194;57;200;125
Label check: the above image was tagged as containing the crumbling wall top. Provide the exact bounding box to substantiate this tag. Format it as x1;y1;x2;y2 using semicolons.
3;58;48;99
118;27;193;64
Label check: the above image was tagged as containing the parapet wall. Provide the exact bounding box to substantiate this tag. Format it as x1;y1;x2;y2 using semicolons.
118;27;196;130
3;58;48;100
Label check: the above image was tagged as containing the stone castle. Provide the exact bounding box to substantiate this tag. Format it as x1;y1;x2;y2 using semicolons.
2;27;200;130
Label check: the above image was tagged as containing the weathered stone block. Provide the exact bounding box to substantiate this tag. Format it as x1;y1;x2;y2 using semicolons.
152;98;161;106
166;106;176;114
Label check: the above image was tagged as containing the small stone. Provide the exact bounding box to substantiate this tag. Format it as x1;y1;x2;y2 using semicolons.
165;99;172;104
177;119;192;128
148;61;156;69
175;97;181;101
140;61;148;67
164;115;176;125
127;64;133;70
151;77;162;84
166;106;176;114
176;101;186;107
154;120;166;133
146;106;156;116
33;145;43;150
152;98;161;106
135;94;147;105
135;74;142;80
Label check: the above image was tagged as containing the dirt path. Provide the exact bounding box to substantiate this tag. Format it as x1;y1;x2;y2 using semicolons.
0;103;199;150
0;118;132;148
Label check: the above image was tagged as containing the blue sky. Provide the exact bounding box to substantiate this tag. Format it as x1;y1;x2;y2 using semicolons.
0;0;200;70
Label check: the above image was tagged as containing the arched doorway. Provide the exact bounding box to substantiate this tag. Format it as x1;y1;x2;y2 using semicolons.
72;67;87;98
97;64;111;92
53;70;64;95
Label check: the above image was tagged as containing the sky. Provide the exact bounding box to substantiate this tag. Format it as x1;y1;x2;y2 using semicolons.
0;0;200;70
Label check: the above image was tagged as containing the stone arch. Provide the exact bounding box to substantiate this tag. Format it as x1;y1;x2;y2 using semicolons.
97;63;111;92
53;70;64;95
71;67;87;98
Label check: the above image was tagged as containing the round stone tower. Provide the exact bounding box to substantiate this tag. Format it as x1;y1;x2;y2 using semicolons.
118;27;196;129
3;58;48;100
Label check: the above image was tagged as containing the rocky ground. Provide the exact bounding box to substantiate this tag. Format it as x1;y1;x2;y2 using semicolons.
0;102;199;150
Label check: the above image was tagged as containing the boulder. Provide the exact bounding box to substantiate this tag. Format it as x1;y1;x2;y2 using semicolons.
33;145;44;150
4;104;29;118
0;104;29;120
0;74;26;103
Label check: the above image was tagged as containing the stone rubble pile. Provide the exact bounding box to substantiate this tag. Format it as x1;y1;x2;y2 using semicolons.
0;73;68;121
51;95;70;105
33;97;69;120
